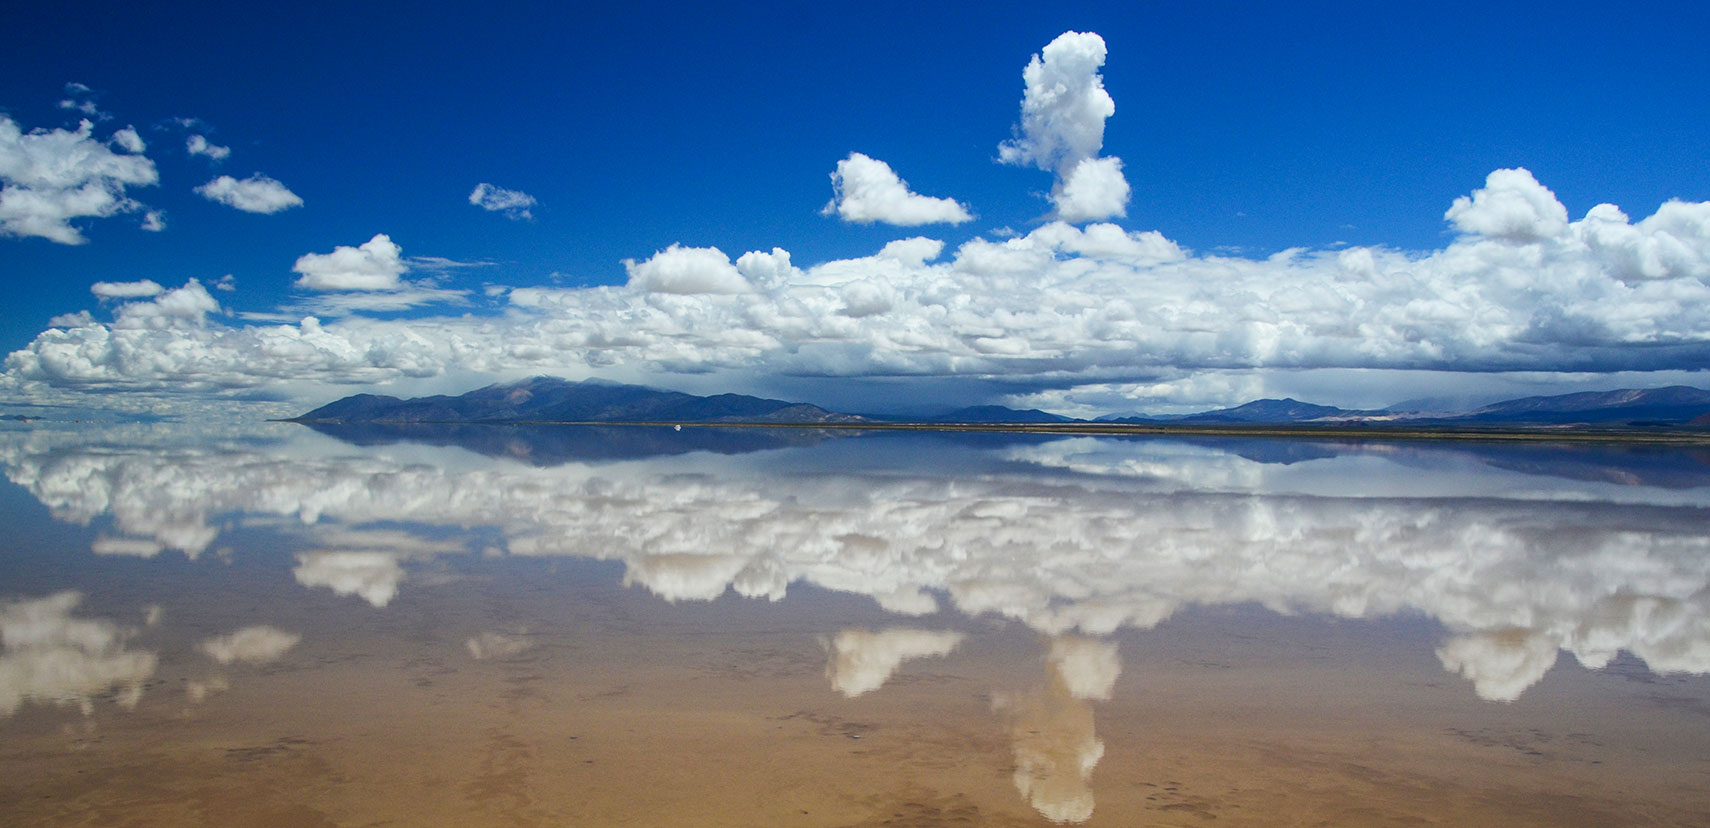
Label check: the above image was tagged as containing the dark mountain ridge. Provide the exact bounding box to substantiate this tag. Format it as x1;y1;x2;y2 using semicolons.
922;405;1077;424
298;377;865;425
294;378;1710;428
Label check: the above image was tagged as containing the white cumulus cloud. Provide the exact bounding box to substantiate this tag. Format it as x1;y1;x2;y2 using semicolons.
1445;167;1570;242
110;279;221;331
195;173;302;214
1576;200;1710;283
281;236;469;315
293;233;407;291
823;152;972;226
91;280;165;300
998;31;1131;223
1055;157;1130;223
469;182;536;219
186;134;231;161
110;127;146;154
624;243;752;294
998;32;1115;171
56;83;105;119
0;116;159;244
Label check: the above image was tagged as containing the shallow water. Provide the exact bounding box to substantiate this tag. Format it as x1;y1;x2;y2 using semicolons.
2;422;1707;826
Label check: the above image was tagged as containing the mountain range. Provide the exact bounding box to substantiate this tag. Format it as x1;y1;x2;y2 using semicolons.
295;377;1710;429
297;376;865;425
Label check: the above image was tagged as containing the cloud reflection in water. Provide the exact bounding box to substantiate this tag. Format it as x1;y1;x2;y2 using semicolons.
294;551;405;608
995;636;1122;823
2;424;1708;704
0;592;157;717
199;625;301;666
825;627;965;698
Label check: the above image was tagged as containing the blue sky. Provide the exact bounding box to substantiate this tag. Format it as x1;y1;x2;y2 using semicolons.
4;1;1709;417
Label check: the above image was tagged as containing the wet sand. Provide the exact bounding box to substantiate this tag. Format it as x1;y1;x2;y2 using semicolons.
3;573;1707;827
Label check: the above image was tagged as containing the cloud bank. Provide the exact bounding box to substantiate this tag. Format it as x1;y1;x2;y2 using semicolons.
823;152;973;226
7;166;1709;411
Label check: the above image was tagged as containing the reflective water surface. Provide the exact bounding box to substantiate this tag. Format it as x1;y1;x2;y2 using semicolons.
2;422;1708;826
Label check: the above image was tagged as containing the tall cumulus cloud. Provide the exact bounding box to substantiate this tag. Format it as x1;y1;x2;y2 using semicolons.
998;32;1131;222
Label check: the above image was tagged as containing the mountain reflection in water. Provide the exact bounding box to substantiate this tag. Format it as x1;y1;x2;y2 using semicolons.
1;421;1708;825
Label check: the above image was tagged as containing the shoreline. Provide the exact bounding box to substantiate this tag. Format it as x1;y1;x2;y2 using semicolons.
279;418;1710;445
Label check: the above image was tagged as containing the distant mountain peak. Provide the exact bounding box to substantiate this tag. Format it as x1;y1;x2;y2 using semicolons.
1469;385;1710;414
1183;398;1369;423
926;405;1075;424
1458;385;1710;425
297;376;867;425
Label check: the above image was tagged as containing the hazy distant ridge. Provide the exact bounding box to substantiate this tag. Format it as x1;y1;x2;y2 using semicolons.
1456;386;1710;424
1109;398;1383;424
1132;387;1710;426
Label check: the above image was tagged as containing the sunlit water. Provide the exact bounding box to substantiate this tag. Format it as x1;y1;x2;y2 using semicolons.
2;422;1707;826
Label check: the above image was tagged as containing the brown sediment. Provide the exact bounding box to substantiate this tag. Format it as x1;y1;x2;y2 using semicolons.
2;603;1708;828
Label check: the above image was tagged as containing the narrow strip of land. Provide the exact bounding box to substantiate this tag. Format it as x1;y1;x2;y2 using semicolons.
282;418;1710;445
